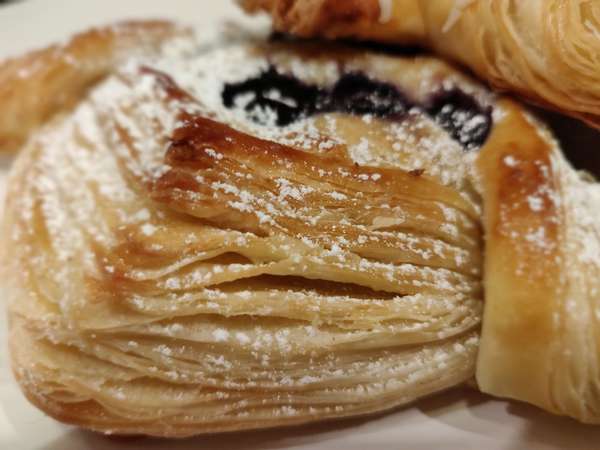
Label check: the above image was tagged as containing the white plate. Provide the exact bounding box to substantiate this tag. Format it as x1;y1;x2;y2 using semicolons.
1;1;600;449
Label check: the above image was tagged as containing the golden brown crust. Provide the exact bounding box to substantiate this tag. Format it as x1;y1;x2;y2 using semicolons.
0;20;189;152
476;101;600;423
156;115;478;232
475;101;564;407
240;0;600;130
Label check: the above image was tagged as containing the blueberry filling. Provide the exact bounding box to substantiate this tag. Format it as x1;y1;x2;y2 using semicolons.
328;73;408;118
222;67;324;127
222;66;492;150
426;90;492;150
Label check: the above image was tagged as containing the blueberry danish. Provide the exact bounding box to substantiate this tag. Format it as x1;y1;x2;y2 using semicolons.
2;19;598;436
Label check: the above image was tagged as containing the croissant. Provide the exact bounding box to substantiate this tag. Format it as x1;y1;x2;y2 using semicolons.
2;19;600;436
239;0;600;129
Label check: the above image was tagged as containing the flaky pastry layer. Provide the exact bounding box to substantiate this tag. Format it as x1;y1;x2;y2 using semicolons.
2;26;485;436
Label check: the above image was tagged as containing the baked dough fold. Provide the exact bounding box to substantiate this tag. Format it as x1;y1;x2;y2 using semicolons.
476;100;600;424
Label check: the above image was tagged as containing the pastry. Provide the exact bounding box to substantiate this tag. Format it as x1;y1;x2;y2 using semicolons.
2;21;488;436
239;0;600;129
2;18;599;435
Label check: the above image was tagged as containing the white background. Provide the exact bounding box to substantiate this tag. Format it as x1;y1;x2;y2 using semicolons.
1;1;600;449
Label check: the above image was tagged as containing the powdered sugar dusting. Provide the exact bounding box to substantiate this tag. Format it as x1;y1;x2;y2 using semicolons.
4;19;486;428
378;0;393;23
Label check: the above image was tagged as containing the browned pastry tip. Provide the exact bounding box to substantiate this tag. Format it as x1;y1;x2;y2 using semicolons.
0;20;189;152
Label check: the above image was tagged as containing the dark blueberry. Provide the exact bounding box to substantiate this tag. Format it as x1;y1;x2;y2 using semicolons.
426;89;492;150
223;68;409;126
222;66;492;150
222;67;324;126
329;73;408;118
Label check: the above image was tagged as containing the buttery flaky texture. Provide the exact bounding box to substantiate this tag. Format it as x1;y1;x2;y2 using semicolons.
2;22;490;436
2;19;600;436
239;0;600;129
3;22;485;437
